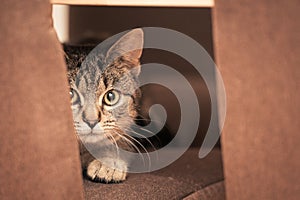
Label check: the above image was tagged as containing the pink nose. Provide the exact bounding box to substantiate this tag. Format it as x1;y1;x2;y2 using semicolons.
82;111;100;129
83;119;99;129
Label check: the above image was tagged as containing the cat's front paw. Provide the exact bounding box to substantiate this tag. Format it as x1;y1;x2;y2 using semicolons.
86;159;127;183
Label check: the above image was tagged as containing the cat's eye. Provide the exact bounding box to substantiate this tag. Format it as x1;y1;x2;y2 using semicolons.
70;88;80;105
103;90;120;106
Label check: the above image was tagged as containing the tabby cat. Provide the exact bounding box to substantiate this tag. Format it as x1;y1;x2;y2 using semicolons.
64;29;144;183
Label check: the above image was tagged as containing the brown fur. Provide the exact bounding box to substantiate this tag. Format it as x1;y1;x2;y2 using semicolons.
64;29;144;183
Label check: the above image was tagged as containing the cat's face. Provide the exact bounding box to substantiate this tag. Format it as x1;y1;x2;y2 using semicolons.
68;29;143;145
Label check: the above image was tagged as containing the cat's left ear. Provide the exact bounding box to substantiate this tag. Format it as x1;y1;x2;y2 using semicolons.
105;28;144;75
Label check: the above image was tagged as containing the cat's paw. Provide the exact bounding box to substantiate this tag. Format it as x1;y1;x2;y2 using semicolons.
86;159;127;183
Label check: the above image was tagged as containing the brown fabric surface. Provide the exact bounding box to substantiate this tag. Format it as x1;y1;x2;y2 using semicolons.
213;0;300;199
183;181;225;200
84;148;223;200
0;1;84;199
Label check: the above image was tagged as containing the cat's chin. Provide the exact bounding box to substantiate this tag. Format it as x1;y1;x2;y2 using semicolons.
77;132;107;144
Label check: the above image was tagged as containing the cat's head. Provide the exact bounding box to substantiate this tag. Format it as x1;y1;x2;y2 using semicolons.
68;29;143;144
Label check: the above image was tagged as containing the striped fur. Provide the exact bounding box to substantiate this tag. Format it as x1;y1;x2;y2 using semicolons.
65;29;144;183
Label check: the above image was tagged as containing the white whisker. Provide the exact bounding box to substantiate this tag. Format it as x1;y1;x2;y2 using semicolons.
121;132;152;171
113;131;147;168
130;124;162;145
105;132;120;160
125;127;159;163
124;127;157;151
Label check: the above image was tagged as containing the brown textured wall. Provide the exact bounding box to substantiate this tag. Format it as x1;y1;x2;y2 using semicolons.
213;0;300;199
0;1;84;199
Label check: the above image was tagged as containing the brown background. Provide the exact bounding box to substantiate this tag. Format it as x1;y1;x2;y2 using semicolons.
213;0;300;199
0;1;84;199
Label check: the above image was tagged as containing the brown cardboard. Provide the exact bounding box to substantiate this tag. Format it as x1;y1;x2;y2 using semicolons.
0;1;84;199
213;0;300;199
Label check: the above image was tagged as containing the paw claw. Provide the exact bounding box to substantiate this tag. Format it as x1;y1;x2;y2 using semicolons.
87;159;127;183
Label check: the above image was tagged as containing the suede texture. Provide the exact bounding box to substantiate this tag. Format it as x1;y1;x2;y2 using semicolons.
2;0;299;199
213;0;300;199
0;1;225;199
83;148;224;200
0;0;84;199
10;0;300;199
183;182;225;200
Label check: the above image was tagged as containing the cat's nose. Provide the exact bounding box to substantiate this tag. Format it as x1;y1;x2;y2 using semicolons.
84;119;99;129
82;112;100;129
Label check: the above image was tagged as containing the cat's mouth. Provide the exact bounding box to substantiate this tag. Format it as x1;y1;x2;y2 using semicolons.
77;132;108;144
77;130;103;137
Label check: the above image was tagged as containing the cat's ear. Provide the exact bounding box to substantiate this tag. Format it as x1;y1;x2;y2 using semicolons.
105;28;144;75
